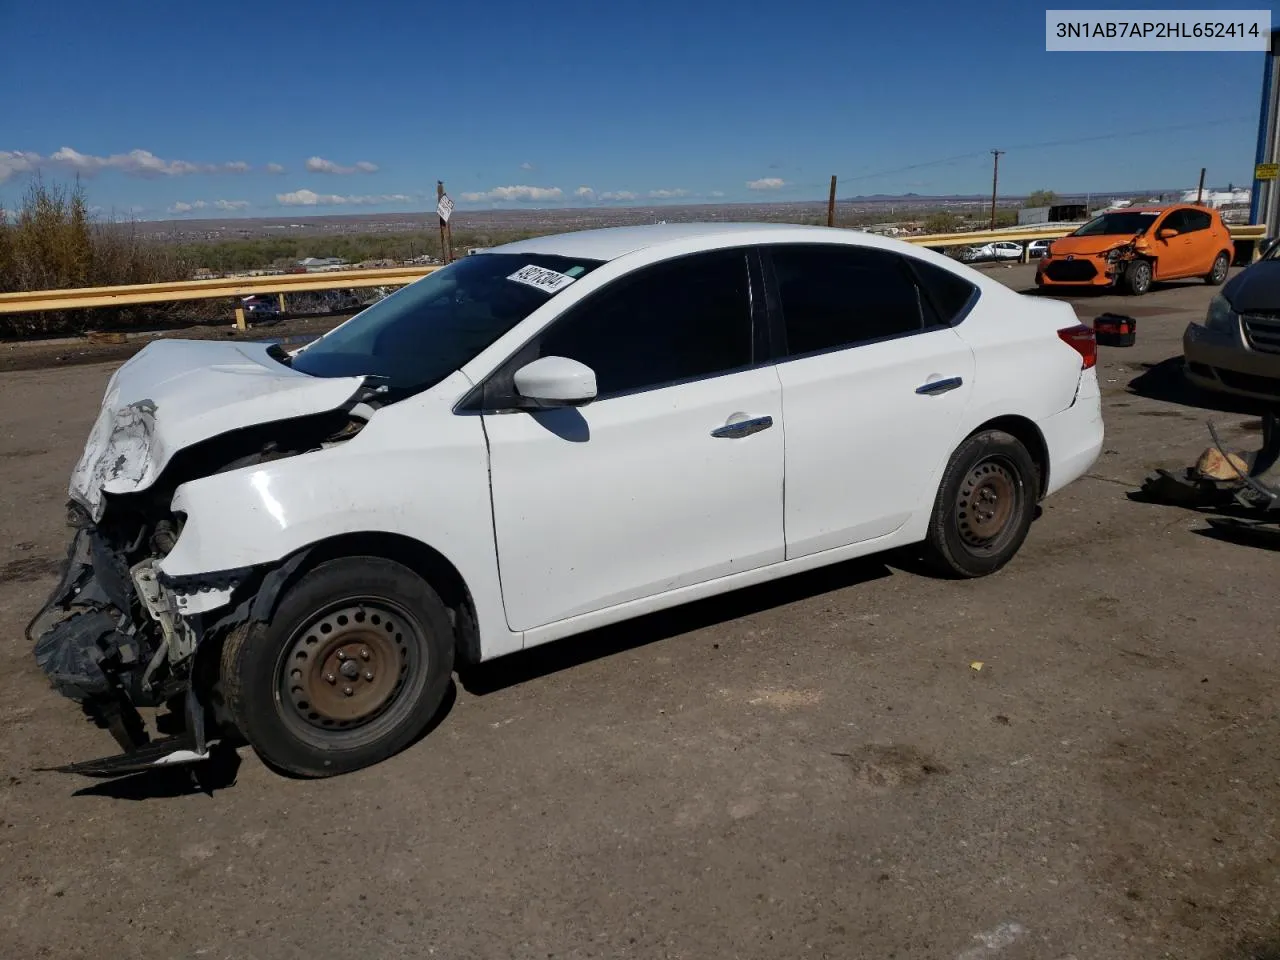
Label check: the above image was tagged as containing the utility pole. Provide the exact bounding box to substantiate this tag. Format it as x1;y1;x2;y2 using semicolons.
1197;167;1207;205
827;175;837;227
436;180;453;263
989;149;1004;230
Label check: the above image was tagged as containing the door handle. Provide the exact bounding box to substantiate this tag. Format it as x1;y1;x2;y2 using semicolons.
711;415;774;439
916;376;963;396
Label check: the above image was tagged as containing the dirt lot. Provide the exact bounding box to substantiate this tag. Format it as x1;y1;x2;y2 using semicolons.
3;264;1280;960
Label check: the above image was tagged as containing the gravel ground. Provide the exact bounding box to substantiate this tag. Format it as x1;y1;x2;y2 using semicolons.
2;265;1279;960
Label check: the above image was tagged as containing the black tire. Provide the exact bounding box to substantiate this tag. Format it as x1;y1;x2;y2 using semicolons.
1123;259;1153;296
1205;251;1230;286
220;556;454;777
923;430;1038;579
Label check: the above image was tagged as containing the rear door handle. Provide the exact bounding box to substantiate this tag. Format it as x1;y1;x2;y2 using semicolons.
711;415;774;439
916;376;964;396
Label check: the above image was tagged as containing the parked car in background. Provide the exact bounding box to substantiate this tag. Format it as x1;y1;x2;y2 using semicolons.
1184;237;1280;401
1028;239;1054;259
963;241;1024;263
31;223;1103;779
1036;205;1233;296
240;295;280;324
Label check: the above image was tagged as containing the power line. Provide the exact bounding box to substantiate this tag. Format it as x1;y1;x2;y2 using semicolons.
818;115;1256;188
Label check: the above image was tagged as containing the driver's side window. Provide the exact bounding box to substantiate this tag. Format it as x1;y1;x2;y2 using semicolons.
535;249;754;397
1160;210;1186;233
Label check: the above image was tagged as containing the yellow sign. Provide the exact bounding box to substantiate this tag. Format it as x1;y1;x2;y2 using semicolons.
1256;163;1280;181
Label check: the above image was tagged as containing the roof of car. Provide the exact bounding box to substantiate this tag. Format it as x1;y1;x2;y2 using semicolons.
486;222;876;262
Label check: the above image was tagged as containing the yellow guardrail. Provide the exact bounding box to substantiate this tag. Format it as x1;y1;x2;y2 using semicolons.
0;223;1268;318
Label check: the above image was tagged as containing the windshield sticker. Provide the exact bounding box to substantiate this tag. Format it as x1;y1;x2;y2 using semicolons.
507;264;578;294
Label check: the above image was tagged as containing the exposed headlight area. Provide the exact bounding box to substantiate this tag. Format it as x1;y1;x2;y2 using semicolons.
1204;293;1241;337
1105;243;1136;263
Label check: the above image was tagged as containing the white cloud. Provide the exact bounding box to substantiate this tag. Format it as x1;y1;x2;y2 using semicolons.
265;163;286;174
599;190;638;201
747;177;786;191
169;198;250;213
276;189;412;206
520;161;535;171
0;147;255;183
305;156;379;175
709;190;726;198
0;151;40;182
574;186;595;198
459;184;564;203
648;188;689;199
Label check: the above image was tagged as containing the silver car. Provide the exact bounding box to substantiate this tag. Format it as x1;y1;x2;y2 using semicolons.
1184;239;1280;401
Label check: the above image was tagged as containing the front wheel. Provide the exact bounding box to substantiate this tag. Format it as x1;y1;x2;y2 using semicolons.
219;556;455;777
1123;260;1153;296
1205;251;1230;286
923;430;1038;579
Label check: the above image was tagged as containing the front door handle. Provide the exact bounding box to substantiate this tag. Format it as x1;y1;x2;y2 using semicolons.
916;376;964;396
711;415;774;439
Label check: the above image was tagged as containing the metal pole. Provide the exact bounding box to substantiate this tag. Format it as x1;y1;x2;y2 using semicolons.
827;176;837;227
436;180;449;264
1250;29;1278;226
1264;32;1280;236
989;150;1004;230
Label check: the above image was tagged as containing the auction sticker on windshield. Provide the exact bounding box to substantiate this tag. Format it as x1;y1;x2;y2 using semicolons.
507;264;578;294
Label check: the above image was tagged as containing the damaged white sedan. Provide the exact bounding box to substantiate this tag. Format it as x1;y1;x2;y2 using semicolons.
30;223;1104;778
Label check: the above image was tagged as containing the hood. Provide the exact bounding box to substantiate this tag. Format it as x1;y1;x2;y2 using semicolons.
70;339;368;520
1223;260;1280;313
1046;233;1141;256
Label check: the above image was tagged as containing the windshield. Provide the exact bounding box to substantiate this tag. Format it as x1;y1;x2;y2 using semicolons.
1071;212;1160;237
291;252;604;396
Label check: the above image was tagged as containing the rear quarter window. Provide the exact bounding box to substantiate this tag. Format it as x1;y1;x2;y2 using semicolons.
907;257;979;326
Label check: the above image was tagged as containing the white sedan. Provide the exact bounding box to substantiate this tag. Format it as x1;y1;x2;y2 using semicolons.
964;240;1025;262
31;223;1104;778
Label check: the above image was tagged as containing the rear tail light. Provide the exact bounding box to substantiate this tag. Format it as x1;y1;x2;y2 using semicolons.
1057;323;1097;369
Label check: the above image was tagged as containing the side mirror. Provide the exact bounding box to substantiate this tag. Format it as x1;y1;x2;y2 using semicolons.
1158;228;1179;240
512;355;597;407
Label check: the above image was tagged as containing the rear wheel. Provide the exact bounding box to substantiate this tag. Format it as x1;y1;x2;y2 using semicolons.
220;556;454;777
1123;259;1153;296
1205;251;1230;286
923;430;1038;579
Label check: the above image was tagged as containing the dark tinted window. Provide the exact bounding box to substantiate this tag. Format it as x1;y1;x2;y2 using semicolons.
910;257;978;324
769;244;934;356
538;249;752;396
1182;208;1212;232
290;253;603;398
1158;210;1185;233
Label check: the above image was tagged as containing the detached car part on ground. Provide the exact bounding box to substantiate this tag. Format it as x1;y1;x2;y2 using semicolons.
1136;410;1280;541
1036;206;1233;296
1183;237;1280;402
28;223;1104;780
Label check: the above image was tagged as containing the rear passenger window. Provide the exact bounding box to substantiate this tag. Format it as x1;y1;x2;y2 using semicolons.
769;244;955;357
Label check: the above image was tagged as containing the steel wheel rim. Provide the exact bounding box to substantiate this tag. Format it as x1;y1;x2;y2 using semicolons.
276;599;421;737
955;456;1020;555
1212;254;1228;282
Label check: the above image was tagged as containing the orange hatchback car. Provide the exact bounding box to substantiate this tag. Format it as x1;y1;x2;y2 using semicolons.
1035;205;1234;296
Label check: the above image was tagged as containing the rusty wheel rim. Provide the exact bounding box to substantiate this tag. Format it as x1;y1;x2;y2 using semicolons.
279;602;413;732
956;458;1019;553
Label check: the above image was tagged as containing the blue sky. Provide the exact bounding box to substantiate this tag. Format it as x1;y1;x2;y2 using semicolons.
0;0;1272;219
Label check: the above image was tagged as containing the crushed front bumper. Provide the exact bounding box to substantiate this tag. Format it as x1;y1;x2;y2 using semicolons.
27;522;238;775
